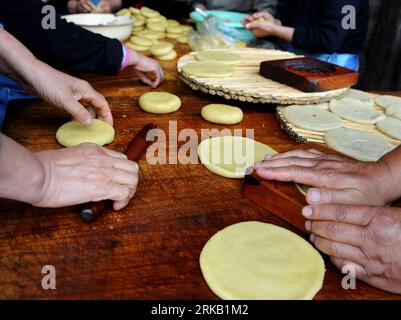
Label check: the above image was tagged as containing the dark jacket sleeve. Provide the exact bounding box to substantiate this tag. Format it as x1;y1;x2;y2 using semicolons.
292;0;363;53
0;0;123;75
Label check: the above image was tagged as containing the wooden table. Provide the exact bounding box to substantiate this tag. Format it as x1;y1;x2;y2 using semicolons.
0;44;400;300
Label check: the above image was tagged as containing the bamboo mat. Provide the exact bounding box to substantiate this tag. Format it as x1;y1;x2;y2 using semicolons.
276;98;401;146
177;48;349;105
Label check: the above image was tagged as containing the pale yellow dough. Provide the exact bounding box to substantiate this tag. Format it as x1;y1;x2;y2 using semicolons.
375;95;401;109
139;92;181;114
156;50;177;61
183;61;235;78
199;221;325;300
201;104;243;125
324;128;395;162
198;136;277;179
56;119;115;148
376;117;401;141
150;41;174;56
195;50;242;65
283;105;342;132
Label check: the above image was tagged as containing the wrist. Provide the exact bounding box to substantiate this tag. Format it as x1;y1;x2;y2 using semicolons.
31;151;53;207
127;48;142;66
377;155;401;203
274;25;294;42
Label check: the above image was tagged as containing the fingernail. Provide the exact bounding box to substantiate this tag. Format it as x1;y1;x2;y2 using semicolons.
302;207;312;218
85;117;93;125
310;234;315;243
308;189;321;204
305;220;311;232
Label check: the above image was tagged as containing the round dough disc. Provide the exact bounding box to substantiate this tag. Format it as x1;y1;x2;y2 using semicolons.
198;136;277;179
347;89;374;106
183;61;235;78
156;50;177;61
139;92;181;114
385;103;401;116
324;128;395;162
200;221;325;300
56;119;115;148
376;117;401;140
140;7;160;18
375;95;401;109
166;32;180;39
127;42;150;52
283;105;342;132
166;25;183;34
201;104;243;125
195;50;242;65
150;41;174;56
147;22;167;32
330;98;385;124
130;35;153;47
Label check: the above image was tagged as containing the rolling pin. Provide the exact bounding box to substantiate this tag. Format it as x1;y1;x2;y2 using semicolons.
80;123;157;222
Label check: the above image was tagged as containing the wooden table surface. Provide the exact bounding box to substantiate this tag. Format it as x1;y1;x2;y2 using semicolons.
0;44;400;300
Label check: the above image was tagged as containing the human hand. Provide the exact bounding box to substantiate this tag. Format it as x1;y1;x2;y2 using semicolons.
254;149;399;206
77;0;97;13
96;1;112;13
243;11;276;24
129;50;164;88
245;19;279;38
34;143;139;210
302;204;401;294
26;61;113;126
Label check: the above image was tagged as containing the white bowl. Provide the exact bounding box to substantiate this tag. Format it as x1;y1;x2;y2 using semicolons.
62;13;134;42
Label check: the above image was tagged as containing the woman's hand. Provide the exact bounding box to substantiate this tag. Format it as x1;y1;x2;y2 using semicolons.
96;1;112;13
302;204;401;294
129;50;164;88
243;11;276;24
77;0;97;13
254;149;400;206
34;143;139;210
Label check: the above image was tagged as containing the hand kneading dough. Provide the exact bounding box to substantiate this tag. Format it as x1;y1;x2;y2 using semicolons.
200;221;325;300
56;119;115;148
376;117;401;140
283;105;342;132
201;104;243;125
375;95;401;109
139;92;181;114
198;136;277;179
195;50;242;65
182;61;235;78
324;128;395;162
330;98;385;125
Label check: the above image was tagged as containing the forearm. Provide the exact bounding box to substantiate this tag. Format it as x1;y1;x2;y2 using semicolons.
273;24;294;42
0;134;45;204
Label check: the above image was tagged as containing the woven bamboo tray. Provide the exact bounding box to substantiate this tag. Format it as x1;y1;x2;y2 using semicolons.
276;98;401;146
177;48;349;105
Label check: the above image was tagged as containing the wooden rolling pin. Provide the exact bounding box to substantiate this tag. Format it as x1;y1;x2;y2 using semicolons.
80;123;157;222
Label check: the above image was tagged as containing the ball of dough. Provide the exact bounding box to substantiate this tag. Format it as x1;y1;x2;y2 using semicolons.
150;41;174;56
201;104;243;125
56;119;115;148
139;92;181;114
196;50;242;65
156;50;177;61
182;61;235;78
200;221;325;300
324;128;395;162
284;105;342;132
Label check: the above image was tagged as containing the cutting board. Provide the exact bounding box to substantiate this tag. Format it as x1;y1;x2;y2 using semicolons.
243;142;401;232
177;48;348;105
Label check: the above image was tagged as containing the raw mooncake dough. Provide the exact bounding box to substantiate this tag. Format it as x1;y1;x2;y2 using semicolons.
195;50;242;65
199;221;325;300
330;98;385;125
182;61;235;78
324;128;395;162
201;104;243;125
197;136;277;179
375;95;401;109
376;117;401;141
283;105;342;132
56;119;115;148
139;92;181;114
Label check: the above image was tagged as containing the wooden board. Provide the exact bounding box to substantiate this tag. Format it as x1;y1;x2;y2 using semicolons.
276;97;401;146
177;48;349;105
0;44;400;300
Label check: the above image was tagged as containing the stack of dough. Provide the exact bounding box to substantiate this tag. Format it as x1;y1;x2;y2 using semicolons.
116;6;193;45
150;41;177;61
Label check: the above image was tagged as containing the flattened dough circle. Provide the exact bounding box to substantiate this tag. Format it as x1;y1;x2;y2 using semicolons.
195;50;242;65
139;92;181;114
200;221;325;300
330;98;385;125
198;136;277;179
201;104;243;125
375;95;401;109
182;61;235;78
376;117;401;141
283;105;342;132
150;41;174;56
56;119;115;148
324;128;395;162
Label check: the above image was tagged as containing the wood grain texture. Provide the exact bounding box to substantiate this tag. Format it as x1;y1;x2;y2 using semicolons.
0;43;400;300
177;49;349;105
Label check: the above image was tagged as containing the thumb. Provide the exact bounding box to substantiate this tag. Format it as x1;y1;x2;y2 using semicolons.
245;21;262;30
66;99;93;125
